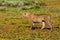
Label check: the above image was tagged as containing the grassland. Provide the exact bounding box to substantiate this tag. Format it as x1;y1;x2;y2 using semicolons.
0;0;60;40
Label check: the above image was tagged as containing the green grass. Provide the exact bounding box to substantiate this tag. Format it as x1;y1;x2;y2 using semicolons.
0;0;60;40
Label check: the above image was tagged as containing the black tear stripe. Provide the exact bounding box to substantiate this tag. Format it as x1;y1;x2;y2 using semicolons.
42;20;45;22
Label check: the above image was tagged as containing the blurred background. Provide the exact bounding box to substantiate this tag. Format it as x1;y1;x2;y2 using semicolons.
0;0;60;40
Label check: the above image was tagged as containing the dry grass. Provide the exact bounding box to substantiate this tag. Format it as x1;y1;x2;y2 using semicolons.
0;0;60;40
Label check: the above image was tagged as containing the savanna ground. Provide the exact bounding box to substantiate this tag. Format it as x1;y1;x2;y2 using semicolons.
0;0;60;40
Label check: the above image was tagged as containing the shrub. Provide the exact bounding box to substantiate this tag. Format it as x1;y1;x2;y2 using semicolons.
24;1;32;6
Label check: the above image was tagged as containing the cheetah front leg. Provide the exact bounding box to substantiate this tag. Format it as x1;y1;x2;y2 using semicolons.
41;21;45;30
29;19;35;29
